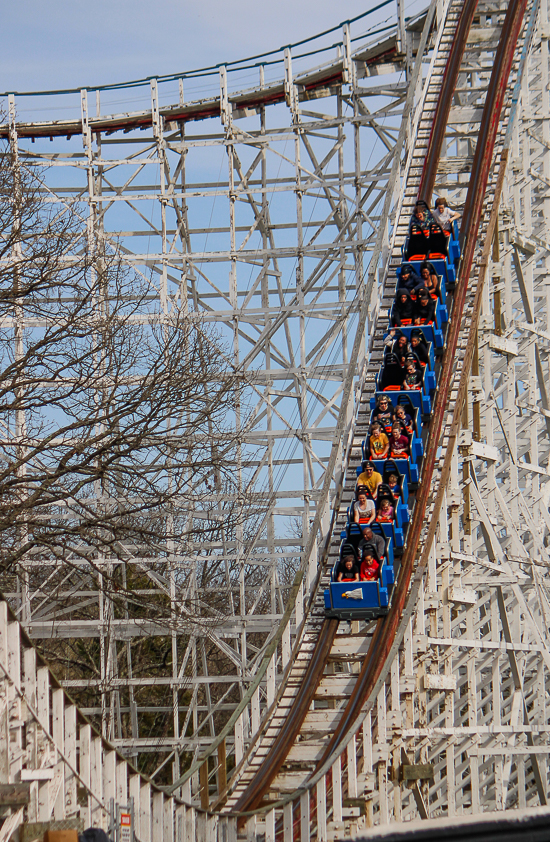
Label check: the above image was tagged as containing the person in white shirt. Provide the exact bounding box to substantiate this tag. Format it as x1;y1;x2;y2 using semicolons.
432;196;460;232
353;491;376;527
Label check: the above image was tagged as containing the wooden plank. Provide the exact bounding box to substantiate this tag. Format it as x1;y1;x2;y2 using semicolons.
401;764;434;781
79;724;91;829
153;791;165;842
90;736;103;829
328;636;372;657
286;743;324;763
52;689;65;820
0;783;31;805
21;770;54;781
63;705;77;817
140;781;152;842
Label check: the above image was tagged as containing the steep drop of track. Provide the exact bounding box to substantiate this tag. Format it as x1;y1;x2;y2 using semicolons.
220;0;531;820
219;0;465;815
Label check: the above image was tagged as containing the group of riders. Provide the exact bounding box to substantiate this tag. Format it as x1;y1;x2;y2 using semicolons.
335;197;459;584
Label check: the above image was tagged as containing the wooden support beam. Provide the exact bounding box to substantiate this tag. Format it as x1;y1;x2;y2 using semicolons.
0;783;31;806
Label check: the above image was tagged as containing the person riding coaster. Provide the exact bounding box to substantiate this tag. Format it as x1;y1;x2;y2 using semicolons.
390;333;411;366
353;490;376;527
402;360;423;391
371;395;394;430
413;289;436;325
408;201;433;232
391;290;415;327
335;547;360;582
389;422;410;459
419;261;440;298
409;329;430;366
393;403;414;435
360;551;380;581
368;421;390;460
356;461;383;498
376;497;394;523
432;196;460;232
396;264;423;293
358;526;385;563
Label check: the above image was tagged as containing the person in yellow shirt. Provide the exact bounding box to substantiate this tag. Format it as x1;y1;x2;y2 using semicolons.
368;422;390;460
356;461;382;499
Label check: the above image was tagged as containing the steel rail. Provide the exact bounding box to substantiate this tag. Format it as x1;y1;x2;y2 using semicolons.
313;0;530;777
228;0;530;818
418;0;479;200
0;33;403;141
226;1;461;818
211;0;444;814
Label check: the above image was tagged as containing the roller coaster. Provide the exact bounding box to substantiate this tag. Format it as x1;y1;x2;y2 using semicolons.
1;0;550;839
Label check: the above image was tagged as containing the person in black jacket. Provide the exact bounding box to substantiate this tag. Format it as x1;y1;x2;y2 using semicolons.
396;264;422;293
371;395;394;428
413;289;436;324
391;290;415;327
390;332;411;366
410;329;430;365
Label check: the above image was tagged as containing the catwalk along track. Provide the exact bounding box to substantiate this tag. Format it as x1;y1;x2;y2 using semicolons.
213;0;534;833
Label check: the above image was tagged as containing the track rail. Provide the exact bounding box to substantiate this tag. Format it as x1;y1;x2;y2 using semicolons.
218;0;461;816
0;33;406;140
313;0;529;776
220;0;532;822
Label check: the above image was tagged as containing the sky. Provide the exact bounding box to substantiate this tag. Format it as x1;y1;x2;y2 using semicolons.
1;0;424;97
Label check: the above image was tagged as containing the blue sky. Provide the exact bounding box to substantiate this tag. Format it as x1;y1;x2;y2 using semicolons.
2;0;424;96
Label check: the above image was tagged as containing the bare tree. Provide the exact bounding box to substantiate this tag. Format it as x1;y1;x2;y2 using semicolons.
0;135;277;779
0;146;250;581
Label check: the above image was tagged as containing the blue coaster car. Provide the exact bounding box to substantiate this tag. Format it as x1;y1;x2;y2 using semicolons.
373;517;404;548
386;330;436;371
372;456;418;486
366;394;424;451
346;506;404;549
324;529;394;619
403;245;458;286
401;261;449;306
375;356;432;414
396;263;449;322
360;452;421;486
372;385;430;418
361;432;422;486
388;321;444;351
365;395;424;459
347;492;408;534
339;523;394;569
388;305;444;350
356;458;410;509
324;580;389;620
